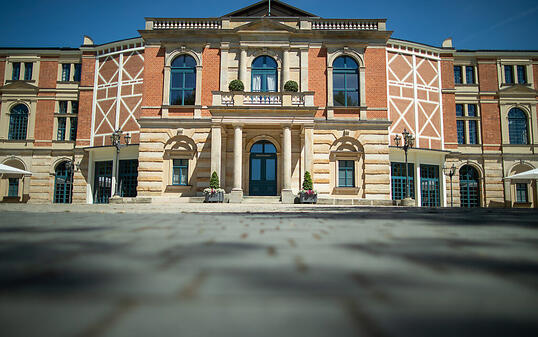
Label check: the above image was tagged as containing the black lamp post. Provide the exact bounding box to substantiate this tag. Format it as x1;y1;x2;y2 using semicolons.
111;129;131;197
394;129;415;200
443;163;456;207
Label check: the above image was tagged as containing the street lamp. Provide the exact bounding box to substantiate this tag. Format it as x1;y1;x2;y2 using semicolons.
443;163;456;207
111;129;131;197
394;129;415;203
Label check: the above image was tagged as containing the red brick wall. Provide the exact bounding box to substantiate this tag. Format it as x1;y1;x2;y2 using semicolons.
477;60;498;92
0;59;5;84
440;55;457;148
77;52;96;146
141;46;164;117
38;57;58;88
309;48;327;116
365;47;387;112
34;94;55;146
201;48;220;108
477;61;501;148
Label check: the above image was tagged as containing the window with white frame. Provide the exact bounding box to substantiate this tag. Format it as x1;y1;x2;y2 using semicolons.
456;103;480;145
454;65;476;84
59;63;82;82
503;64;527;85
55;100;78;141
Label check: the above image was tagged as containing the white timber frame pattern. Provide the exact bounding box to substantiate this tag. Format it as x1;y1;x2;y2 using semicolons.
91;46;144;146
387;42;444;150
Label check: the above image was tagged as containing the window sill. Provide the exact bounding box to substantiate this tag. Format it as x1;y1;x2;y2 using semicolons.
333;187;359;195
6;80;36;84
57;81;80;84
54;113;78;116
165;185;192;192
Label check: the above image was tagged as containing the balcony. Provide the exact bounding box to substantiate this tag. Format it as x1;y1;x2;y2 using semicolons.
212;91;315;107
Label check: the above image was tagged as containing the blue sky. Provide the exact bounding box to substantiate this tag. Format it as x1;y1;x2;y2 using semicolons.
1;0;537;50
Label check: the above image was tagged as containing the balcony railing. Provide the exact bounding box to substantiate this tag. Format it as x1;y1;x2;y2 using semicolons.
311;19;380;31
151;18;221;30
212;91;315;107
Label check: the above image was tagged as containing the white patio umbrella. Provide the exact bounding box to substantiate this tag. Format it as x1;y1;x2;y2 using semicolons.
504;168;538;180
0;163;32;176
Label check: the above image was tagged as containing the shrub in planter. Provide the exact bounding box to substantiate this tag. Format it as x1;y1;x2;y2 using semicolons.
204;171;224;203
284;80;299;92
228;79;245;92
299;171;317;204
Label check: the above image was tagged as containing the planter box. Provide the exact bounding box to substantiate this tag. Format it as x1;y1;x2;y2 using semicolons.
299;192;317;204
204;191;224;203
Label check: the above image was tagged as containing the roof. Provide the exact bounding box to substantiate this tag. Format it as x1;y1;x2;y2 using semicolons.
222;0;317;17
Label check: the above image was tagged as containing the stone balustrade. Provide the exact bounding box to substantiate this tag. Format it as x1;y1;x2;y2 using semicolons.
152;19;221;30
212;92;315;107
311;19;379;31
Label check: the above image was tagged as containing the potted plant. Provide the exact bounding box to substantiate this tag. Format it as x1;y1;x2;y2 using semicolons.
204;171;225;203
228;79;244;92
284;80;299;92
299;171;317;204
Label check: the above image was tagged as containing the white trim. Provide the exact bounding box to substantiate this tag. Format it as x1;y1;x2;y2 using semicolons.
90;58;99;147
412;54;420;147
97;46;145;59
115;53;124;130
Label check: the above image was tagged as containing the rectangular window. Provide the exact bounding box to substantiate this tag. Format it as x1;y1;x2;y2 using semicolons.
468;120;478;144
338;160;355;187
517;65;526;84
391;162;415;200
74;64;82;82
516;183;528;203
465;66;475;84
504;65;514;84
57;117;66;141
172;159;188;185
12;62;20;80
61;64;71;81
456;104;464;117
59;101;68;113
457;120;465;144
8;178;19;197
71;101;79;114
454;66;462;84
24;63;33;81
70;117;78;141
420;165;440;207
467;104;477;117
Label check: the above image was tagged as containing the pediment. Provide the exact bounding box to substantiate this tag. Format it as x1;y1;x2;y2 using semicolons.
223;0;317;17
498;84;537;96
0;80;38;92
233;18;297;33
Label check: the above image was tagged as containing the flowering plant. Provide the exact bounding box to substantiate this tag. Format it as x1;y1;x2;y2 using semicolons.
300;171;317;195
300;188;317;195
204;171;224;194
204;187;225;194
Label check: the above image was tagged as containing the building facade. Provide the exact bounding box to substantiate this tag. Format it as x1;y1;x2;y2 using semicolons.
1;0;537;207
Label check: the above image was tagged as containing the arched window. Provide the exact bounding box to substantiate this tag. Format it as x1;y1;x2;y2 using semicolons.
170;55;196;105
8;104;28;140
54;161;73;204
508;108;528;144
459;165;480;208
251;56;277;92
333;56;359;107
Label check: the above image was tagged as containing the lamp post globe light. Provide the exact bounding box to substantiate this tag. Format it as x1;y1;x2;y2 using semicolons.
443;163;456;207
394;129;415;206
110;129;131;198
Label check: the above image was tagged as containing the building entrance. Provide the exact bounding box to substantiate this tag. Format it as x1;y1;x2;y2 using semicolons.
249;140;277;196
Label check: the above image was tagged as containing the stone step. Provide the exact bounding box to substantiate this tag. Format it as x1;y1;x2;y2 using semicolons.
241;196;281;204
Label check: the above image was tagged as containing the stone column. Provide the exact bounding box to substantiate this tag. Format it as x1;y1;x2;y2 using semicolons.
282;48;290;91
281;125;294;203
230;124;243;203
220;43;229;91
211;125;222;180
303;125;314;174
239;48;248;89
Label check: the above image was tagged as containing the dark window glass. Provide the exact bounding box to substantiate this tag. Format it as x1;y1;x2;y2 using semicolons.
118;160;138;197
420;164;440;207
8;178;19;197
71;101;78;114
54;161;73;204
12;62;20;80
468;120;478;144
172;159;188;185
170;55;196;105
70;117;78;141
517;65;526;84
457;120;465;144
333;56;359;107
8;104;28;140
74;64;82;82
508;108;528;144
57;117;66;141
24;63;33;81
516;183;528;203
465;66;474;84
251;56;278;92
454;66;462;84
391;162;415;200
459;165;480;207
467;104;477;117
59;101;68;113
62;64;71;81
504;65;514;84
338;160;355;187
456;104;464;117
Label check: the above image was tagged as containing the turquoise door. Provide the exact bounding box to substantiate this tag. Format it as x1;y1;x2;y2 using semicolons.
94;161;112;204
420;164;440;207
249;141;277;196
54;161;73;204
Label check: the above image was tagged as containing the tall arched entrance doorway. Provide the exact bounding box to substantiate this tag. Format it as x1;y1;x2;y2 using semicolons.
459;165;480;208
54;161;73;204
249;140;277;196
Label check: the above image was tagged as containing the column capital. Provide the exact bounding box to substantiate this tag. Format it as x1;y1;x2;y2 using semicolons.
232;123;244;129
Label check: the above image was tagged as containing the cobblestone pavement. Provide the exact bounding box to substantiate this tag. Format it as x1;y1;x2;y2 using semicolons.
1;205;538;337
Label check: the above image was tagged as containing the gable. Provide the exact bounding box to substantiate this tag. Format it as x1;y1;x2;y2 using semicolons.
0;80;38;93
498;84;537;96
233;18;297;33
223;0;317;17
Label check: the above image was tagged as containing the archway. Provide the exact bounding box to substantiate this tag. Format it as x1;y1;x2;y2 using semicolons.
54;161;73;204
249;140;277;196
459;165;480;207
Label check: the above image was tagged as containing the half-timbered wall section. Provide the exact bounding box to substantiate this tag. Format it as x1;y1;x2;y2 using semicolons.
387;40;444;150
91;41;144;146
